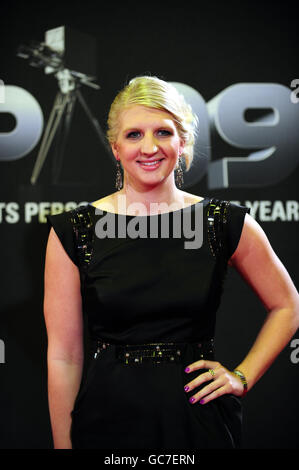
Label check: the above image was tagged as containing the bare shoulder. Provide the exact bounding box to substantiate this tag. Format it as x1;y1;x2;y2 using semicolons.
91;193;118;211
180;191;205;205
228;213;269;266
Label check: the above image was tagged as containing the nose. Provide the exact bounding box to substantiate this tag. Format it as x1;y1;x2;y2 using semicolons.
141;133;158;156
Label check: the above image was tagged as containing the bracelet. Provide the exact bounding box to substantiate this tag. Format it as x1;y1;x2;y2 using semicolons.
233;369;248;397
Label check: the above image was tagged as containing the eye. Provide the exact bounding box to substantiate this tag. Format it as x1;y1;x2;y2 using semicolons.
157;129;173;136
126;131;141;139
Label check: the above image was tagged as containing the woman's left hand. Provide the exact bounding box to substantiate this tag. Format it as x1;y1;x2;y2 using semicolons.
184;360;244;405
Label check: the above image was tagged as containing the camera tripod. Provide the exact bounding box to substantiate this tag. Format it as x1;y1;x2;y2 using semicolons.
30;69;113;185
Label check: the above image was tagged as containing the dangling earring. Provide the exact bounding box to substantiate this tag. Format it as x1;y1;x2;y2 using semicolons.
175;156;184;188
115;159;123;191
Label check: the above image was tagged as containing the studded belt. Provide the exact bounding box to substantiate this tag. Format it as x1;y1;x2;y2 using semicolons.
93;339;214;365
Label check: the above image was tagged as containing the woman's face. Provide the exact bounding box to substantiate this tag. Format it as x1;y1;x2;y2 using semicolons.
111;105;185;190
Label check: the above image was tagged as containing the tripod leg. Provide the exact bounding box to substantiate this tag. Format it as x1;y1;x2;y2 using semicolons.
38;94;70;171
39;93;63;156
30;92;69;184
75;89;114;161
52;92;77;184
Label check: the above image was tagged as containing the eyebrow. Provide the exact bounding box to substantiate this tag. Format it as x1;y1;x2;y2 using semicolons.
122;123;175;134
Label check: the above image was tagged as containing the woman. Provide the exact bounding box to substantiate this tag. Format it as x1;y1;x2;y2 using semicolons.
44;76;299;449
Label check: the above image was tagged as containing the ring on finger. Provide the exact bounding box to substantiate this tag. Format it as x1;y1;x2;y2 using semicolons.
208;368;215;378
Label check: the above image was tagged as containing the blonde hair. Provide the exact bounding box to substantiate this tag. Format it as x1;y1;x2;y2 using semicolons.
106;76;198;171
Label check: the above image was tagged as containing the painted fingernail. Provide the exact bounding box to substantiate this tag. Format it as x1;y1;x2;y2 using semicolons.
189;397;196;404
184;386;189;392
185;367;190;373
200;399;205;404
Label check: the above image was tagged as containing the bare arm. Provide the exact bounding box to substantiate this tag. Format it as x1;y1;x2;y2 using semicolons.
183;214;299;404
228;214;299;390
44;227;84;449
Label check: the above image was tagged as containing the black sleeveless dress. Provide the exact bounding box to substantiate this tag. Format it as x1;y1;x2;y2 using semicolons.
46;197;250;449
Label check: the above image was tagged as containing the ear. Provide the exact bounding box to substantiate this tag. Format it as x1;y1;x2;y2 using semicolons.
111;142;119;160
179;138;186;156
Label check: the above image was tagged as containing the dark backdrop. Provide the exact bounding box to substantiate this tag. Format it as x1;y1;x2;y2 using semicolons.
0;0;298;449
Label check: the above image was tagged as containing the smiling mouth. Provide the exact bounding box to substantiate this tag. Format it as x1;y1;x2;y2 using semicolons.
137;158;164;167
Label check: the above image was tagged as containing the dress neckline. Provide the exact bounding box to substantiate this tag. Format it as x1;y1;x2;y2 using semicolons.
88;197;209;218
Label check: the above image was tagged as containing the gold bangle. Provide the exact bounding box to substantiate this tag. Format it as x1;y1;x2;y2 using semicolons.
233;369;248;397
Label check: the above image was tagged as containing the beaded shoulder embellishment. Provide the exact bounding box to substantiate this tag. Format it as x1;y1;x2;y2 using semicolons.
69;205;94;273
207;198;230;259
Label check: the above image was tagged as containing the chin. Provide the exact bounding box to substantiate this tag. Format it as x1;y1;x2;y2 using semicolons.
127;169;172;188
142;174;169;185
